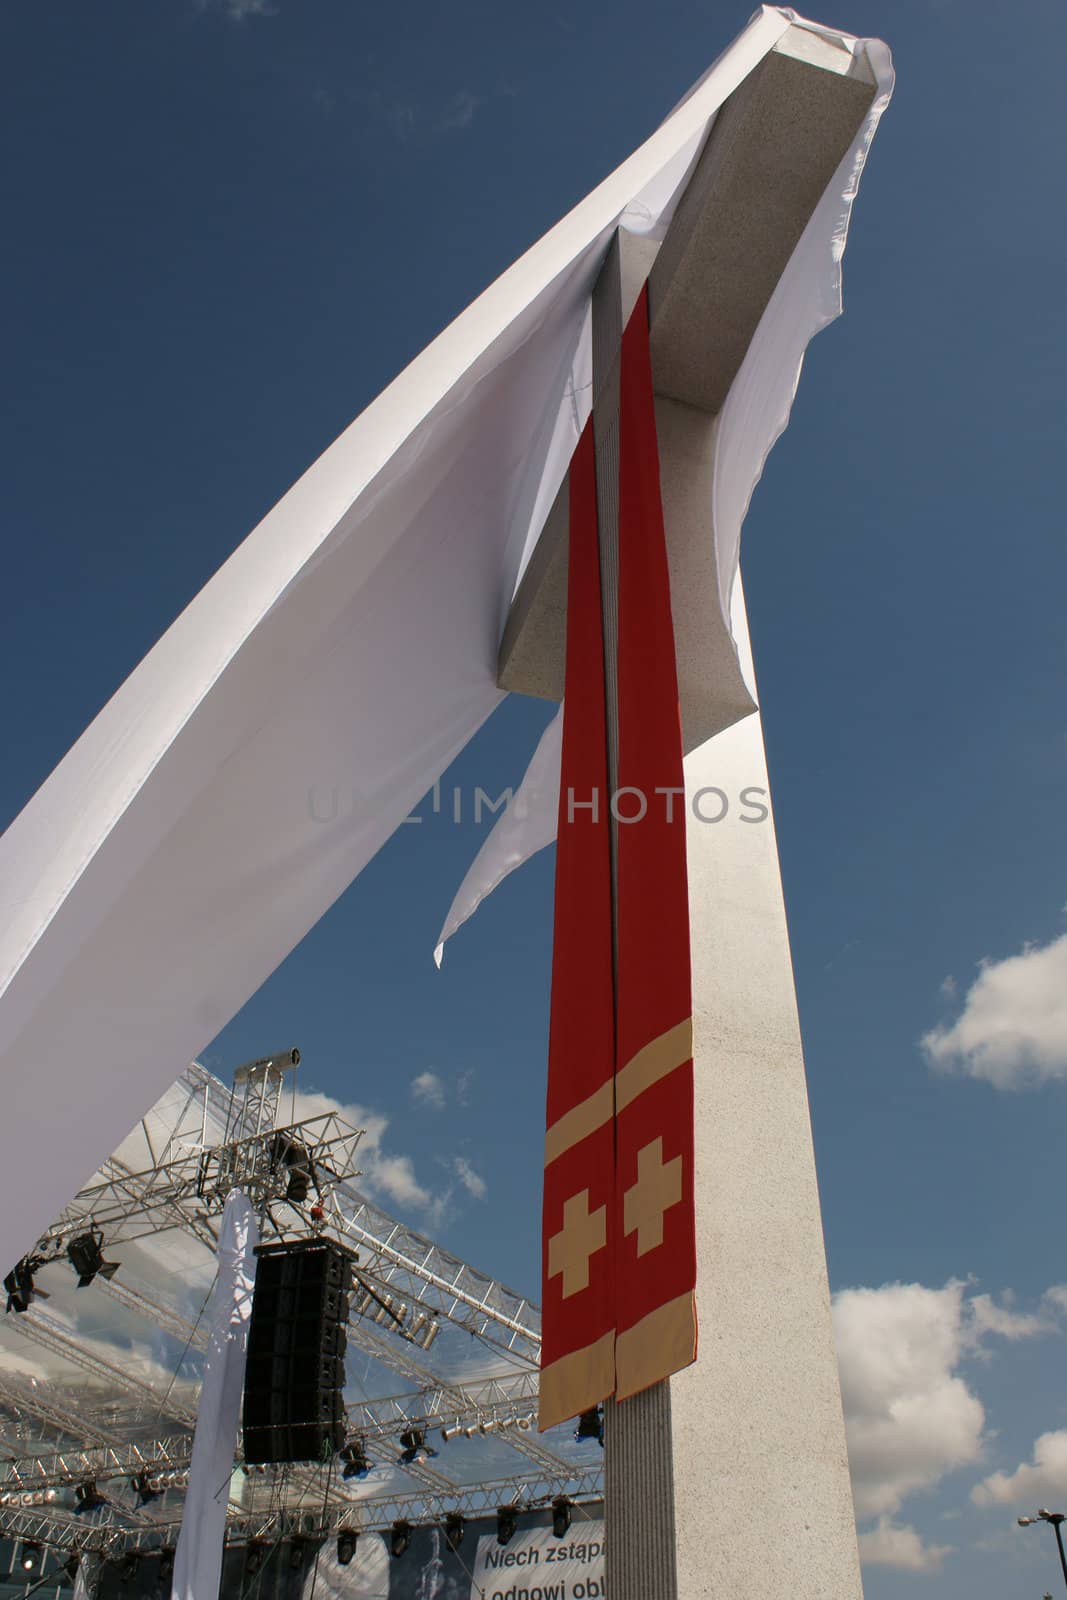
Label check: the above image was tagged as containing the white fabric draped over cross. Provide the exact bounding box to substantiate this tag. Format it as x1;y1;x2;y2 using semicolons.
172;1191;259;1600
434;29;894;961
0;8;891;1275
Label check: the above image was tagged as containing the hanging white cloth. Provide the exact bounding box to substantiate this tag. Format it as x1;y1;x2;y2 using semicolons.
72;1557;90;1600
431;29;893;964
172;1191;259;1600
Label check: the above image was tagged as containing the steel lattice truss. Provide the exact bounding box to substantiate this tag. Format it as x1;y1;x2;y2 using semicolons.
0;1057;602;1555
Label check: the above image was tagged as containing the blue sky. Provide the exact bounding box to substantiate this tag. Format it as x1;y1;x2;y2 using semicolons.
2;0;1067;1593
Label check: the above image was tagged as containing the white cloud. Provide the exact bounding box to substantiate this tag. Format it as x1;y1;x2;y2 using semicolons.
857;1518;953;1572
452;1156;487;1202
293;1088;432;1213
833;1281;986;1518
967;1292;1053;1345
972;1429;1067;1508
410;1071;446;1112
1044;1285;1067;1315
922;932;1067;1088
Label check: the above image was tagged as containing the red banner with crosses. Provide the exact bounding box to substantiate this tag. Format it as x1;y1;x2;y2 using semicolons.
539;287;696;1430
613;285;696;1398
539;420;617;1430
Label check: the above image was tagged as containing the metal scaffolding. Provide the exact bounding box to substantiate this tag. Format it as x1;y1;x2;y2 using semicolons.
0;1056;601;1556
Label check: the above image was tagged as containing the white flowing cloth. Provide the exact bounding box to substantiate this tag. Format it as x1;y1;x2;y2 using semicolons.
434;27;894;961
0;9;891;1273
172;1192;259;1600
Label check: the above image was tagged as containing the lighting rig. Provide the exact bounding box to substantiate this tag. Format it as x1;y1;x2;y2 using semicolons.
0;1054;602;1562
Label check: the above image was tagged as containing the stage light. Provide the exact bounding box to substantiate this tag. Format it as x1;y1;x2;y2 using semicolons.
289;1541;305;1571
440;1423;463;1443
20;1543;42;1573
444;1513;466;1553
574;1407;603;1446
67;1231;119;1289
340;1439;370;1480
245;1544;265;1575
390;1521;412;1559
132;1470;161;1507
118;1553;138;1582
552;1498;572;1539
336;1531;357;1566
74;1480;108;1513
4;1257;44;1314
496;1507;518;1547
399;1427;436;1464
158;1550;174;1583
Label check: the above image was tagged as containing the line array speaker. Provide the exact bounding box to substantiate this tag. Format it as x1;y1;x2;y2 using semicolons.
242;1239;355;1465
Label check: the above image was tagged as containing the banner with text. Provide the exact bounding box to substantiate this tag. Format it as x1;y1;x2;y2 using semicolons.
471;1518;605;1600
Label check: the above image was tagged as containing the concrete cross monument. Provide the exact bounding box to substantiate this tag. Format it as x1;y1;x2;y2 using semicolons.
495;20;891;1600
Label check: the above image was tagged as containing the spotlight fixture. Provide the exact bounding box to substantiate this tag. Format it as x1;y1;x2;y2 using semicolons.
398;1427;436;1465
444;1512;466;1553
574;1407;604;1447
20;1543;42;1574
496;1506;518;1547
67;1231;119;1289
390;1520;412;1559
74;1480;108;1514
158;1550;175;1583
336;1531;358;1567
289;1541;305;1572
245;1544;265;1576
132;1470;161;1507
440;1423;463;1443
552;1497;572;1540
339;1439;370;1480
4;1257;46;1314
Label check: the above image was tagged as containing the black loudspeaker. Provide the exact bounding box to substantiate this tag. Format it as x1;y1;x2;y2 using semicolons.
243;1239;354;1464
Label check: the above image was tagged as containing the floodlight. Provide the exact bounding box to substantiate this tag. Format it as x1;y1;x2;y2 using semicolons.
444;1512;466;1553
67;1231;119;1288
574;1407;604;1447
340;1439;370;1480
132;1470;161;1507
399;1427;436;1464
336;1531;357;1566
390;1521;412;1559
552;1497;572;1539
496;1506;518;1547
20;1543;42;1573
4;1257;45;1314
74;1480;108;1514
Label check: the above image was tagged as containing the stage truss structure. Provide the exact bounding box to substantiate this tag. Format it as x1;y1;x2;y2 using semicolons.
0;1056;602;1563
